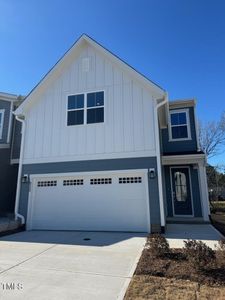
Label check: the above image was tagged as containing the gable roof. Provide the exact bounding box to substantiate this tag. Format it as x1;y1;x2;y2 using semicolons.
15;34;166;115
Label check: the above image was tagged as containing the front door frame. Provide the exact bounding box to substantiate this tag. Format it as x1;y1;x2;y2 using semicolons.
169;166;194;217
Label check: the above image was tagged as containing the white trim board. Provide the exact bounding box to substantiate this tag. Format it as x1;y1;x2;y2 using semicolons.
162;154;205;165
0;109;5;139
29;168;148;179
22;150;157;164
168;108;191;142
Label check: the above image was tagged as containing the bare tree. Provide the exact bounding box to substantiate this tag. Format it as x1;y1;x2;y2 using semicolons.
199;111;225;158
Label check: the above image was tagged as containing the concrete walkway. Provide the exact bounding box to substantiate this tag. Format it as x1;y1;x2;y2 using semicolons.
0;231;146;300
165;224;224;249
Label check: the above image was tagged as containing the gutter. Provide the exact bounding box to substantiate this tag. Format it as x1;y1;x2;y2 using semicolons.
14;114;26;224
154;93;168;230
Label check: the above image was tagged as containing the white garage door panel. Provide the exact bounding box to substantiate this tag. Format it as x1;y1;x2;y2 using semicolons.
29;171;149;232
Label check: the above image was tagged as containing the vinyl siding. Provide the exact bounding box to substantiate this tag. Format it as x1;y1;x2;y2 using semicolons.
23;44;156;164
11;118;22;160
0;148;18;212
161;107;198;154
0;100;11;144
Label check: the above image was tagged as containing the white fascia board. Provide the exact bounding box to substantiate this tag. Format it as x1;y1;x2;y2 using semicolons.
22;150;157;165
0;92;18;102
169;99;196;109
29;169;148;179
162;153;206;165
15;34;166;115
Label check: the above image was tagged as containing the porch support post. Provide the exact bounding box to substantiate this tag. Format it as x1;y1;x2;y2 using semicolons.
198;159;210;221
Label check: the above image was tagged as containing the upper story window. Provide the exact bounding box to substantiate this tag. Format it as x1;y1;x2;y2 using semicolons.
87;91;104;124
169;109;191;140
67;94;84;125
0;109;5;139
67;91;104;126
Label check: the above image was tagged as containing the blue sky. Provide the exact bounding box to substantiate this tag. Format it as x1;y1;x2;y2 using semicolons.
0;0;225;165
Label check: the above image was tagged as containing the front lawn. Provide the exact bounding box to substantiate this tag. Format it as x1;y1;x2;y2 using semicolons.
125;235;225;300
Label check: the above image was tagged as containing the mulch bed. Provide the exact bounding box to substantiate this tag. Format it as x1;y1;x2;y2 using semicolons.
135;245;225;287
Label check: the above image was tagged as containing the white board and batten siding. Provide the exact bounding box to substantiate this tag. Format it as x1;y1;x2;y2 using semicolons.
23;44;156;164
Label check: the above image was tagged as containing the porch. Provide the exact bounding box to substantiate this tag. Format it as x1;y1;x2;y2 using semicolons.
162;153;210;223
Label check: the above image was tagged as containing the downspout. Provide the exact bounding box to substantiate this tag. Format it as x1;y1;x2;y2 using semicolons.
154;93;168;231
14;114;26;224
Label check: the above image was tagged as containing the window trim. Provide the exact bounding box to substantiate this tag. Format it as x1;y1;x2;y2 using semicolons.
0;109;5;140
168;109;191;141
66;90;105;127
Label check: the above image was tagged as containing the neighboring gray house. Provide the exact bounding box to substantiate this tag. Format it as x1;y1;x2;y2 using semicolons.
14;35;210;232
0;92;22;215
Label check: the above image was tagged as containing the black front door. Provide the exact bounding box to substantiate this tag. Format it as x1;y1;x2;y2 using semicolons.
171;167;193;216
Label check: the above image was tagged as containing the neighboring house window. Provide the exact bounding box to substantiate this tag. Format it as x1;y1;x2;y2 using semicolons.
169;109;191;140
67;91;104;126
67;94;84;125
0;109;5;139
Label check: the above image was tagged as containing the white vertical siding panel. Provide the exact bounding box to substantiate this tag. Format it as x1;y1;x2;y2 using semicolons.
113;67;123;86
113;84;124;152
68;127;77;156
77;126;86;155
24;110;37;159
62;68;70;92
86;46;96;89
95;52;105;88
132;83;145;151
104;61;113;87
123;78;134;152
42;90;53;157
33;98;45;158
78;50;88;91
86;126;96;154
95;125;105;154
143;91;155;150
59;91;69;156
104;87;114;153
51;79;62;157
70;61;79;93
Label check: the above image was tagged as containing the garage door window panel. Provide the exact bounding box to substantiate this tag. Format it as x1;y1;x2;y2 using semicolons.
90;178;112;185
63;179;84;186
37;180;57;187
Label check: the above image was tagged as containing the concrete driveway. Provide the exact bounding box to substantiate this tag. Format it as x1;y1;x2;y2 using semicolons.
0;231;146;300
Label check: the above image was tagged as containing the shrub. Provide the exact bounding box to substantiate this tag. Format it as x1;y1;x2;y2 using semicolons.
184;239;215;271
215;239;225;266
146;234;170;258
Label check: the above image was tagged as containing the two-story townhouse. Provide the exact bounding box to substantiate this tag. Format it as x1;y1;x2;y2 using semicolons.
14;35;210;232
0;92;22;215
